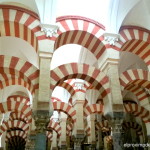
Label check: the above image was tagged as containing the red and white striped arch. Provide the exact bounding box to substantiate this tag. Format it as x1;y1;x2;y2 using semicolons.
106;136;113;145
124;103;150;123
95;120;110;132
0;120;29;135
116;26;150;68
48;120;61;136
53;101;76;122
46;131;52;141
66;122;73;136
84;104;103;116
6;130;27;142
51;63;110;100
0;77;34;94
125;84;150;109
85;126;90;136
120;69;150;90
0;55;39;88
0;101;32;122
55;16;106;59
9;112;28;123
7;95;30;105
57;82;75;96
0;5;47;51
122;121;143;135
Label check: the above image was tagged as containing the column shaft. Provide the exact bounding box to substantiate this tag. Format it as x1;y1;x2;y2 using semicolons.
96;129;103;150
60;119;67;148
38;57;50;102
74;100;84;135
51;131;58;150
35;133;47;150
87;114;96;146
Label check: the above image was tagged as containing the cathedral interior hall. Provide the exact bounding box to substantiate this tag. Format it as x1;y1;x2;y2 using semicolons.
0;0;150;150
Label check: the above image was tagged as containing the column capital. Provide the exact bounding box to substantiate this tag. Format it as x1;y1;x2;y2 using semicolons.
40;23;59;37
110;118;124;133
32;110;52;133
74;81;85;90
72;135;85;147
103;32;120;46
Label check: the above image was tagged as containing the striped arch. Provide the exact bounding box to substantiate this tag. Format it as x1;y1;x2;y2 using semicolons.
0;120;29;135
57;82;75;96
9;112;28;123
85;126;90;136
0;5;45;51
7;136;26;149
7;95;30;105
84;104;103;116
6;130;27;141
0;77;35;94
116;26;150;67
124;103;150;123
122;121;143;135
66;122;73;136
124;84;150;110
120;69;150;90
0;101;32;122
46;131;53;141
53;101;76;122
48;120;61;136
106;136;113;145
55;16;106;59
0;55;39;87
95;120;110;132
0;73;36;92
51;63;110;99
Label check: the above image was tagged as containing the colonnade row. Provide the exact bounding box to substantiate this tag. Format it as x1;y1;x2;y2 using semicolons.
23;111;149;150
0;7;150;149
22;46;149;150
0;43;149;150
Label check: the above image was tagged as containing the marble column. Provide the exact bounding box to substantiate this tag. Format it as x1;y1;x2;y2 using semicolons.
59;112;67;149
96;114;104;150
37;52;53;111
87;114;96;149
73;137;84;150
33;110;51;150
96;129;103;150
73;100;85;134
104;136;109;150
51;130;58;150
73;99;85;149
25;132;36;149
111;118;124;150
100;51;124;117
101;55;125;149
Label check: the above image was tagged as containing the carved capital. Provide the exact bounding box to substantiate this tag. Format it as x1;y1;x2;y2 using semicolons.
111;118;123;133
33;110;52;133
74;82;84;90
73;137;84;146
103;33;120;46
40;24;59;37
